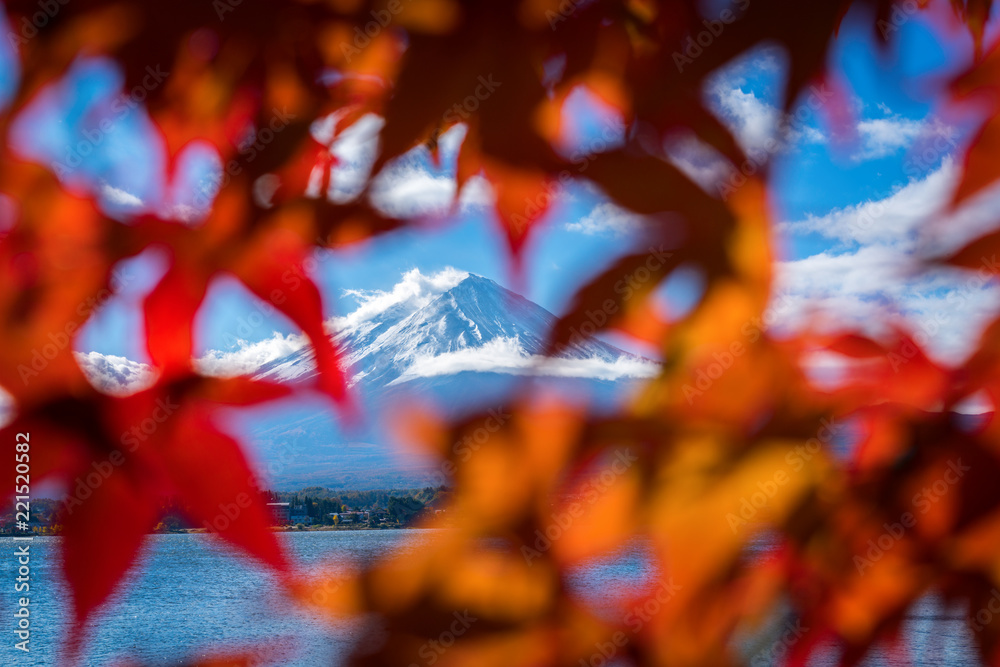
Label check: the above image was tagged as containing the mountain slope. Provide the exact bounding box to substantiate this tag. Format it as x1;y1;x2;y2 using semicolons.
254;273;650;390
67;270;658;489
240;272;657;488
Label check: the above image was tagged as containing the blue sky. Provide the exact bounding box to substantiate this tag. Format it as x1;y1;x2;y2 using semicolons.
5;2;1000;384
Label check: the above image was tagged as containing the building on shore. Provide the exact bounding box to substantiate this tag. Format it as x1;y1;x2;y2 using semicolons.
290;505;311;525
266;502;291;525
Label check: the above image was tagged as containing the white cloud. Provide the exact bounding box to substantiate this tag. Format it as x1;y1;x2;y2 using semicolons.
457;174;494;212
368;144;492;219
167;203;207;224
306;111;384;203
100;183;144;209
779;158;1000;255
855;116;956;161
195;332;309;378
391;336;658;384
66;336;308;392
710;85;783;154
0;384;13;429
75;351;157;395
856;117;926;160
703;49;953;164
309;116;488;219
778;160;956;247
703;50;825;157
331;267;469;331
369;162;458;217
566;202;643;236
328;113;384;203
664;132;734;192
775;161;1000;365
775;250;1000;365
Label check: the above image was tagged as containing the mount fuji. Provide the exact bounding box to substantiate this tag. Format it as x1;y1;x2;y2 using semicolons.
79;270;660;489
254;272;653;389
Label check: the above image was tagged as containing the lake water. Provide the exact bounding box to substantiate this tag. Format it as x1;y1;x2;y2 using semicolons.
0;531;984;666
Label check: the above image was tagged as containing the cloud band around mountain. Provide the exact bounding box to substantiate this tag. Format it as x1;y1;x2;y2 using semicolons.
390;336;658;385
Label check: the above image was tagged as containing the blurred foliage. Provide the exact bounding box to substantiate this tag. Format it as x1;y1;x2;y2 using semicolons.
2;0;1000;665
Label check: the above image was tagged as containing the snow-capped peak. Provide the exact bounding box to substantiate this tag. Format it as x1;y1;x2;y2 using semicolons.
254;270;657;387
68;269;659;396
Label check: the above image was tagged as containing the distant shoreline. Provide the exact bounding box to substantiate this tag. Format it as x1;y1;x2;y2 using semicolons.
0;524;432;538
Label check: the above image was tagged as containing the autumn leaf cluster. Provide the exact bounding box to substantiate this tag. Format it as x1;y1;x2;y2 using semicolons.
3;0;1000;665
